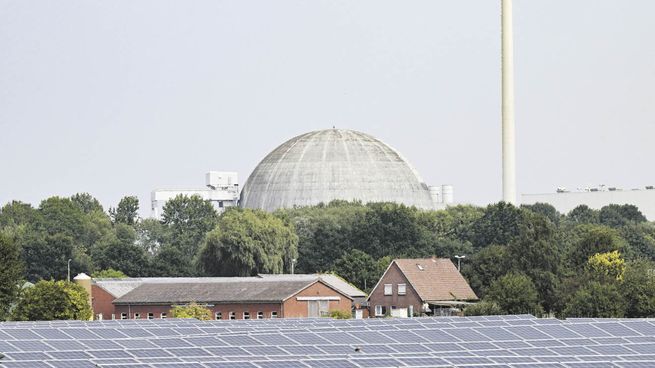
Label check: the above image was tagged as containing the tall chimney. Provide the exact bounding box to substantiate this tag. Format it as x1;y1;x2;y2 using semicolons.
502;0;517;204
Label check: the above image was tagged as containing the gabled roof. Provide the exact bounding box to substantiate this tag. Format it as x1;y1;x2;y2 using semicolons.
375;258;478;302
112;279;351;305
257;273;367;298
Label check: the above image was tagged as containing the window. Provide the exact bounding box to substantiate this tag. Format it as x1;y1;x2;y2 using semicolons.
160;313;167;319
375;305;383;316
257;311;264;319
398;283;407;295
134;313;140;319
215;312;222;320
120;313;127;320
111;314;116;320
271;311;278;318
384;284;392;296
243;312;251;320
229;312;236;320
147;313;154;320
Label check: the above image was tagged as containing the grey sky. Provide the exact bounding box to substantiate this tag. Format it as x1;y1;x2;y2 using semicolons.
1;0;654;216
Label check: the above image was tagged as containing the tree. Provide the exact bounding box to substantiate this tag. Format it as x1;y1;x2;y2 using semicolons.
332;250;378;291
622;260;655;317
148;245;194;276
462;245;509;298
521;203;561;225
198;209;298;276
562;282;626;318
70;193;103;214
135;218;167;256
587;251;625;281
566;205;599;224
0;232;24;320
486;273;543;315
37;197;85;239
22;233;75;282
161;195;218;257
567;225;625;268
110;196;139;226
93;269;128;278
620;223;655;260
599;204;647;228
170;302;212;320
12;280;92;321
0;201;39;228
91;224;148;277
468;202;525;249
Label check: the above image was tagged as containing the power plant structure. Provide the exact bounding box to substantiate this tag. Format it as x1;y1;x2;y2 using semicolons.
502;0;517;205
151;129;454;217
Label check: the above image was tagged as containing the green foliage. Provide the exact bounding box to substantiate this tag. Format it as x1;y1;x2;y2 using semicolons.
599;204;647;228
486;273;544;316
462;245;509;298
22;233;76;282
463;301;504;316
621;260;655;317
0;232;24;320
70;193;104;214
198;209;298;276
149;245;195;277
170;302;212;320
91;224;148;277
587;250;625;281
110;196;139;225
93;269;128;278
562;281;626;318
328;309;352;319
12;280;91;321
0;201;40;228
567;205;599;224
521;202;561;225
135;218;166;256
567;225;625;269
161;194;218;257
332;250;383;292
468;202;524;249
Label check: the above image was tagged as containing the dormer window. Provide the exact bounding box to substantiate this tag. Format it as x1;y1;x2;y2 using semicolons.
417;264;425;271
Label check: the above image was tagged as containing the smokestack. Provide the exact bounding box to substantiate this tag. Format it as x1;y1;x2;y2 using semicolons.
502;0;517;204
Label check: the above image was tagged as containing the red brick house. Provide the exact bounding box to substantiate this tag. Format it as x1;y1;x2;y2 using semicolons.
368;258;478;318
112;278;351;320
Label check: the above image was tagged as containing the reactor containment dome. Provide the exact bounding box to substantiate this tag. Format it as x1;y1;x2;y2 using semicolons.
239;129;441;212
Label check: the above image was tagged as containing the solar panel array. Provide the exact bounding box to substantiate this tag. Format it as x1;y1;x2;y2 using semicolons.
2;314;655;367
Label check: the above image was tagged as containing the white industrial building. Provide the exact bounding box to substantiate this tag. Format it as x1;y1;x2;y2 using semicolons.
151;172;239;218
522;186;655;220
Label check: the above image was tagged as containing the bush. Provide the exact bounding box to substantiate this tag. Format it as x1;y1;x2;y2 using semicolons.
463;301;504;316
170;302;212;320
563;282;626;318
12;280;91;321
329;309;352;319
486;273;544;316
93;269;128;279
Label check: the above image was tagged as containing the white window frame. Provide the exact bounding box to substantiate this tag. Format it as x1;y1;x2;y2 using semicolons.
229;311;236;320
215;312;222;320
147;312;154;320
271;311;278;318
375;305;383;316
398;283;407;295
160;313;167;319
133;313;140;320
120;313;127;320
243;311;251;320
384;284;392;296
257;311;264;319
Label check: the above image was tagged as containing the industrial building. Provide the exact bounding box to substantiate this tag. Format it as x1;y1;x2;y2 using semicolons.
522;186;655;220
368;258;478;318
151;171;239;218
151;129;454;216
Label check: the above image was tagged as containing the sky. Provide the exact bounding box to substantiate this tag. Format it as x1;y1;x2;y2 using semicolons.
1;0;654;216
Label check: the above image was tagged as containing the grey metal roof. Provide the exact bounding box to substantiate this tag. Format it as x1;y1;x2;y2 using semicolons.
112;279;327;305
239;129;435;212
258;273;367;298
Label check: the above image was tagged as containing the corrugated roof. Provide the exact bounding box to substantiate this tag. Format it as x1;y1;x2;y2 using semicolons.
393;258;478;302
112;279;331;305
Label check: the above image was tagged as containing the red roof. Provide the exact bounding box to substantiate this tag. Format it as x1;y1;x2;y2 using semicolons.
393;258;478;301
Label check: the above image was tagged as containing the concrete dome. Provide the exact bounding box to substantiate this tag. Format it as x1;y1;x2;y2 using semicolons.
240;129;434;211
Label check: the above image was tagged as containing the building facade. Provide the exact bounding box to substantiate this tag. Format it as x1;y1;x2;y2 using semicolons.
368;258;478;318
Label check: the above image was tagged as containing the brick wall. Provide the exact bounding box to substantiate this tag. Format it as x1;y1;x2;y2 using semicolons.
283;281;352;318
113;303;283;320
368;262;422;317
91;285;118;320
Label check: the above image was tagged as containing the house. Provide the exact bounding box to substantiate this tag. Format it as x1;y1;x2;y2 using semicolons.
368;258;478;318
75;274;365;320
112;278;352;320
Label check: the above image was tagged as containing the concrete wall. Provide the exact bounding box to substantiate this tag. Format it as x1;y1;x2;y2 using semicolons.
522;189;655;220
368;263;422;317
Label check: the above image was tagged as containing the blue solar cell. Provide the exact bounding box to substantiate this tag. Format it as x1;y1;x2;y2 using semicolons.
0;362;53;368
397;356;448;367
88;349;133;359
3;329;42;340
48;360;98;368
61;328;100;339
48;351;92;360
151;338;193;348
203;363;258;368
592;323;642;337
304;359;358;368
351;357;403;367
255;361;310;368
8;340;52;352
504;326;553;340
219;335;263;346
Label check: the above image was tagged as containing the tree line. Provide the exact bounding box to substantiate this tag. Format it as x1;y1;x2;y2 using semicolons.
1;193;654;320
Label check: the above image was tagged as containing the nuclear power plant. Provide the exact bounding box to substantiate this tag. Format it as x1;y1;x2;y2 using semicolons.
151;129;454;216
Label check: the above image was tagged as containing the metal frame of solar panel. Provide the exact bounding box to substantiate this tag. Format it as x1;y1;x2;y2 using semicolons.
3;315;655;367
